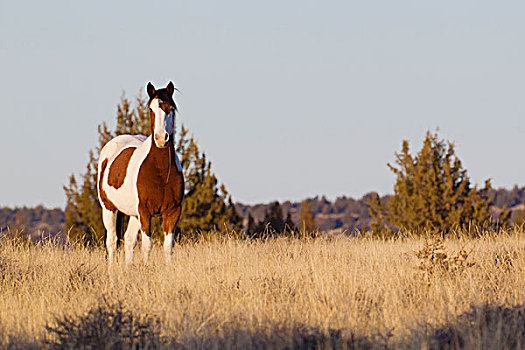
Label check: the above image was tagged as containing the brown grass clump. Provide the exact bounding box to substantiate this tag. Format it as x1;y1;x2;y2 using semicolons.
0;231;524;349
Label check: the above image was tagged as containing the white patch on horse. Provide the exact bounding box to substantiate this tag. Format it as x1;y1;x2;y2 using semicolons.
124;216;141;266
99;135;155;266
99;135;151;217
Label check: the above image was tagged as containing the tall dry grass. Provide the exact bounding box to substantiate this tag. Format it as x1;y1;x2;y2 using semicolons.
0;231;524;349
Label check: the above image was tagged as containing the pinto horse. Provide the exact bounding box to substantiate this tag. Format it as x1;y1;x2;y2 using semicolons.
97;82;184;267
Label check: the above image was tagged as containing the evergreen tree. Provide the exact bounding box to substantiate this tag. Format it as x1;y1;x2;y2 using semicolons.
64;91;240;245
245;213;257;237
250;201;292;237
368;193;390;233
266;201;285;233
369;130;493;235
284;212;296;232
497;205;511;229
299;199;317;232
228;197;243;230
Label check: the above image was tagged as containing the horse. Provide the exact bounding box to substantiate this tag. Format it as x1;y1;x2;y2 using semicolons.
97;81;184;268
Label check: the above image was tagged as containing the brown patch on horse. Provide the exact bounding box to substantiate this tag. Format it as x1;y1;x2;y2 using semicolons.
137;82;183;234
98;158;117;211
108;147;136;189
136;140;184;233
162;205;182;235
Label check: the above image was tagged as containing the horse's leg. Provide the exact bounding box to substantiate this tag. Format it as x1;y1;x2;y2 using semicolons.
162;206;182;264
141;231;153;264
138;212;152;264
102;209;117;270
124;216;140;266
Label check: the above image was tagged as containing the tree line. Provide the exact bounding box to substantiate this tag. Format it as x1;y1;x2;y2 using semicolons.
0;205;64;241
3;91;524;242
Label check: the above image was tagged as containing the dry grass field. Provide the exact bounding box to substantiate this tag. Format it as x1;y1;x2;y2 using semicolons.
0;231;524;349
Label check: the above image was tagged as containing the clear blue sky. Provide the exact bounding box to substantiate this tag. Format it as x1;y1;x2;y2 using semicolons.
1;1;524;208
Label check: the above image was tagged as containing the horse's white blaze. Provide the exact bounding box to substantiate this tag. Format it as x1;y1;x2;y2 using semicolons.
150;98;174;148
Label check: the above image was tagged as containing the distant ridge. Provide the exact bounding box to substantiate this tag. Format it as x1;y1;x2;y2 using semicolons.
0;205;65;240
1;185;524;237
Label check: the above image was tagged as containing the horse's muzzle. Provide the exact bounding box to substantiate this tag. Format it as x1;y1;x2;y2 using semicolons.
155;132;170;148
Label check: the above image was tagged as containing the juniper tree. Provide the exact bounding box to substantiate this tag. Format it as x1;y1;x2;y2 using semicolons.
64;91;240;245
299;199;317;233
284;212;296;232
245;213;257;237
265;201;286;233
250;201;295;237
369;130;494;236
496;205;511;229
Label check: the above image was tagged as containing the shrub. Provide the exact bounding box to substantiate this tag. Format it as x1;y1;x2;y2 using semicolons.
428;304;525;349
45;299;165;349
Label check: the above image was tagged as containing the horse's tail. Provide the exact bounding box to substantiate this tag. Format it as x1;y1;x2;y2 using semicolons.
115;211;125;248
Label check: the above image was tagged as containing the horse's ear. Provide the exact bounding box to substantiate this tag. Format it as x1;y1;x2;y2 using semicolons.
166;81;175;95
147;82;156;98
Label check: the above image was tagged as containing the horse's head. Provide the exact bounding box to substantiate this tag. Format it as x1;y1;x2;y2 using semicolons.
147;81;178;148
